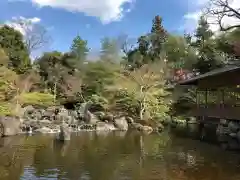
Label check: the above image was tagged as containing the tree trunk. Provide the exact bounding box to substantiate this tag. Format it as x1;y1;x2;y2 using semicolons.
53;81;57;105
140;102;145;120
139;85;145;120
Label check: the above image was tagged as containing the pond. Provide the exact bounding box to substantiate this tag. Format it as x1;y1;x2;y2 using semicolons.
0;126;240;180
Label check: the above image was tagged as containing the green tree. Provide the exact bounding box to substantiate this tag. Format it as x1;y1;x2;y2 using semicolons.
194;16;213;47
108;61;170;120
192;16;224;73
0;25;31;73
216;28;240;61
70;35;89;61
164;35;197;70
82;61;119;97
150;15;167;60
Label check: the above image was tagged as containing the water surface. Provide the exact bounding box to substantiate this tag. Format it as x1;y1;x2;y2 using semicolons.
0;127;240;180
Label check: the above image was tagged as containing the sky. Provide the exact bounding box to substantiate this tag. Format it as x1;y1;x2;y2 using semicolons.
0;0;240;57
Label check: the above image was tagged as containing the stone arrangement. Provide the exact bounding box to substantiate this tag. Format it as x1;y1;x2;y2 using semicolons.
0;102;164;138
216;119;240;150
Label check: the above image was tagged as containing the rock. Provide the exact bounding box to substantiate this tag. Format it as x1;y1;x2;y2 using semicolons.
220;119;228;126
156;123;164;132
139;125;153;134
57;124;71;141
0;116;21;136
113;117;128;131
85;111;99;124
34;126;53;134
23;105;35;120
96;122;116;131
42;107;55;120
33;110;43;120
40;119;52;124
126;116;134;124
229;133;237;138
228;121;240;133
69;110;78;117
103;113;114;122
131;123;143;130
94;112;105;121
22;106;43;120
78;124;96;131
216;124;230;135
58;107;71;122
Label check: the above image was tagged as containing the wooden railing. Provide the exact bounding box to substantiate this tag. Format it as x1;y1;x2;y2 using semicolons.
190;103;240;120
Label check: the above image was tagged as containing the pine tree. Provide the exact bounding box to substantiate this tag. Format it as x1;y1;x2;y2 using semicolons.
150;15;167;60
193;16;223;74
70;35;89;61
195;16;213;47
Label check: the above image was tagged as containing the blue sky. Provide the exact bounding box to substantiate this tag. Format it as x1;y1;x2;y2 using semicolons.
0;0;207;55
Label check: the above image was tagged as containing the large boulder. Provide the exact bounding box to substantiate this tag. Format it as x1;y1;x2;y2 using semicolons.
94;111;105;121
57;124;71;141
216;124;230;136
85;111;99;124
126;116;134;124
0;116;21;136
220;119;228;126
22;105;43;121
103;113;114;122
42;106;56;120
113;117;128;131
228;121;240;133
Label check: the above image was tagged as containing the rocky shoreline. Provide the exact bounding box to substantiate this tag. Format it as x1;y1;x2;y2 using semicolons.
216;119;240;150
0;103;165;138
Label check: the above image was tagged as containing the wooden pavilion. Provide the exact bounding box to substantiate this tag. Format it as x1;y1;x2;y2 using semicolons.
177;66;240;121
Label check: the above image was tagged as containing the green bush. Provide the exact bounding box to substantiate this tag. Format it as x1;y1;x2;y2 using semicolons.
0;103;14;116
87;94;109;111
19;92;55;107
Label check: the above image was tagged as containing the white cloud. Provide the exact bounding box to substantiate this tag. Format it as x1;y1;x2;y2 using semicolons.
4;16;41;35
29;0;134;24
182;0;240;33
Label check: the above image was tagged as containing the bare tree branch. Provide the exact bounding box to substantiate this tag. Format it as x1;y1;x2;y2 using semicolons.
206;0;240;31
12;19;52;54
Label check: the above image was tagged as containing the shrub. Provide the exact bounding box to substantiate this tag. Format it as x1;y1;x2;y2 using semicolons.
19;92;55;107
0;103;14;116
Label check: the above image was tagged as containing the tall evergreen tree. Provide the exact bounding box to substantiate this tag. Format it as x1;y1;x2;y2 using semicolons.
194;16;213;48
70;35;89;61
150;15;167;60
193;16;223;74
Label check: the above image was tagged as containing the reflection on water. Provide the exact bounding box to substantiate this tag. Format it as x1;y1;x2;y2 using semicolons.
0;127;239;180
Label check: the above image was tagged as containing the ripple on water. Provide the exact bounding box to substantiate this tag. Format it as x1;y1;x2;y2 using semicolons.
0;130;239;180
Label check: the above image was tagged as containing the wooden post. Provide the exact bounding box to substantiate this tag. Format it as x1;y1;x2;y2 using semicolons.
196;89;198;107
221;89;225;108
205;89;208;108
